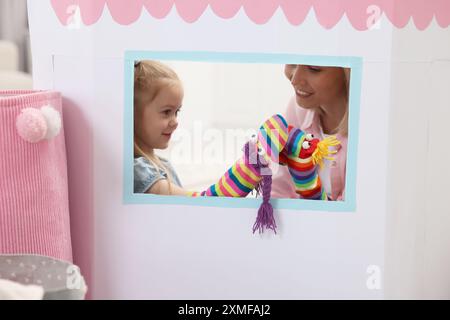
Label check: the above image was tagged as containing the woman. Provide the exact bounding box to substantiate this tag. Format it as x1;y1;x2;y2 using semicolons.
271;64;350;201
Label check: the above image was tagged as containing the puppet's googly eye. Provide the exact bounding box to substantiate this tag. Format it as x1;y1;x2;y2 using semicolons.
302;141;311;149
249;133;258;143
305;133;314;141
257;147;265;156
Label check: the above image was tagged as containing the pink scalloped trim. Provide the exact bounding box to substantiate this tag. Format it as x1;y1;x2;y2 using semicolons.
50;0;450;30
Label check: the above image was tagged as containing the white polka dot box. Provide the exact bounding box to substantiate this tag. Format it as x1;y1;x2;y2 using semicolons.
0;255;87;299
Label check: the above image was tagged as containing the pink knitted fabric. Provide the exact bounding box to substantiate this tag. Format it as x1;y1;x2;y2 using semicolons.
0;90;72;262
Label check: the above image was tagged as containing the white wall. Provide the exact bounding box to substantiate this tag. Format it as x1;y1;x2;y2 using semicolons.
385;21;450;299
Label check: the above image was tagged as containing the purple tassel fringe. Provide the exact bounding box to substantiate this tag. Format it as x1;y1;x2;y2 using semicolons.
244;142;277;234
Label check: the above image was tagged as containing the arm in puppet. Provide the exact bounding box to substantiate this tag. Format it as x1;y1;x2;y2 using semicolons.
190;114;289;234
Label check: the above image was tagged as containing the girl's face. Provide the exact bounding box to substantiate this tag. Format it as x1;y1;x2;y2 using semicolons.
284;65;347;110
134;80;183;151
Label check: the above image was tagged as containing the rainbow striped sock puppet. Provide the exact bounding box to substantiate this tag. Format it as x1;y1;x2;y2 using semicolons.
190;114;289;234
279;126;340;200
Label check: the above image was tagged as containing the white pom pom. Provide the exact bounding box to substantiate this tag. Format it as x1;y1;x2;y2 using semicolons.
40;105;62;140
16;108;47;143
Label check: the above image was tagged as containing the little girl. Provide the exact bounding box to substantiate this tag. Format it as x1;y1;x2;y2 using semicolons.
133;60;189;195
133;60;291;202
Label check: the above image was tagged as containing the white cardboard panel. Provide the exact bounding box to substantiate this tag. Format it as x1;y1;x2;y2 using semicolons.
27;1;450;299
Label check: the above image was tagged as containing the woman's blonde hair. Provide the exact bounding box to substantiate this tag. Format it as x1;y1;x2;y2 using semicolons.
336;67;350;136
134;60;180;194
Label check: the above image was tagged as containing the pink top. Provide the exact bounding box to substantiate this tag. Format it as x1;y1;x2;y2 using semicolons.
271;97;347;201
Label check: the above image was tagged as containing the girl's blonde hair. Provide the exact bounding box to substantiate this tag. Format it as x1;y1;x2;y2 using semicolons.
134;60;180;107
134;60;180;194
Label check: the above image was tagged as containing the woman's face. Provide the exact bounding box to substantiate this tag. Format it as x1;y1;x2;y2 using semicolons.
284;65;347;110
